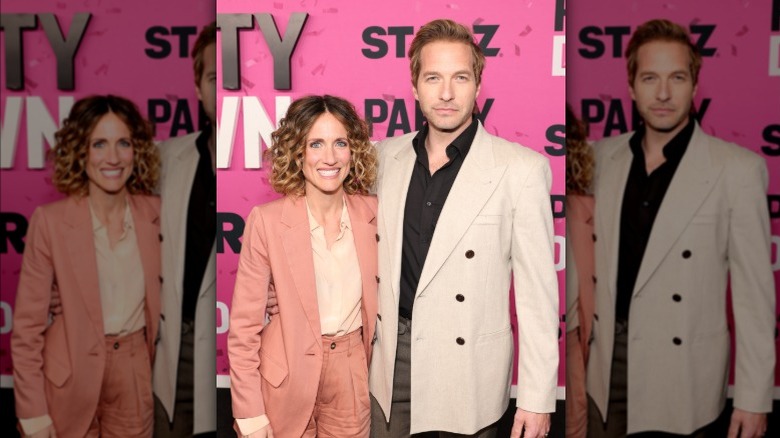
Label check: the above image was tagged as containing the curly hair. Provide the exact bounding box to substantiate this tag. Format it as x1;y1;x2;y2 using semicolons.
265;95;377;196
408;19;486;87
566;103;594;195
50;95;160;196
625;19;702;86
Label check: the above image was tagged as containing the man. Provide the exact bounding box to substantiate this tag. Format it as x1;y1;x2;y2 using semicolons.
586;19;774;438
153;22;217;437
369;19;559;438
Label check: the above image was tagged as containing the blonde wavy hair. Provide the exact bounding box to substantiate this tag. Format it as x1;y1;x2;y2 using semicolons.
566;104;593;195
626;19;702;86
408;19;486;87
51;95;159;196
265;95;377;196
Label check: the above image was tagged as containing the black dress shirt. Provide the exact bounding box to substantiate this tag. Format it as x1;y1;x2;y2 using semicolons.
616;119;695;321
182;127;216;322
399;117;478;320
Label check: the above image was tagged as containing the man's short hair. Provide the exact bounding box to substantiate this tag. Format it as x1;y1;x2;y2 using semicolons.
625;19;702;86
408;19;485;87
191;22;216;86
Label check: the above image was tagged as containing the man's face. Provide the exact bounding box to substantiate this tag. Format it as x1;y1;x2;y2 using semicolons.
413;40;480;136
196;43;217;126
630;40;697;135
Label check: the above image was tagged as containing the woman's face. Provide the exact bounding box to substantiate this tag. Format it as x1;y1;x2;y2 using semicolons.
301;112;352;198
85;112;134;197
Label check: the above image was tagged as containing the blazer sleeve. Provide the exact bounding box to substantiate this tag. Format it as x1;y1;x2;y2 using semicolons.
511;157;560;413
11;207;55;418
228;206;272;419
727;156;775;413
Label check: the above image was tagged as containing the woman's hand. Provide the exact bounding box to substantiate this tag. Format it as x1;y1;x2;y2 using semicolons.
233;421;273;438
18;423;57;438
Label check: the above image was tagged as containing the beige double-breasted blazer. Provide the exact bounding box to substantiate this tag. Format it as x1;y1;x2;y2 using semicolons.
587;124;775;434
369;122;560;435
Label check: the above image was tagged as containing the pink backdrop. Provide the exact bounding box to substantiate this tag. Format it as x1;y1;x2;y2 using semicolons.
567;0;780;388
0;1;215;381
215;0;567;396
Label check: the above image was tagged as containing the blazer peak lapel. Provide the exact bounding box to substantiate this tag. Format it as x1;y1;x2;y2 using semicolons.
280;197;322;343
595;145;633;304
164;145;199;302
63;197;105;339
380;145;416;303
632;133;721;296
416;132;505;295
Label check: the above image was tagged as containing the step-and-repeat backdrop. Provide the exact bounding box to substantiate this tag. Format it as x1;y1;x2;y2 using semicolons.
567;0;780;388
215;0;567;397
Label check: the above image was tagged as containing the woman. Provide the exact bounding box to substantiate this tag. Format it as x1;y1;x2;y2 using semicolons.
564;103;596;438
229;95;378;438
12;95;161;438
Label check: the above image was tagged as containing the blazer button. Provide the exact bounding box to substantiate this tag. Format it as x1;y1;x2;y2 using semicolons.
673;337;682;345
456;294;465;302
376;234;380;242
330;342;337;350
592;275;597;284
456;337;465;345
682;250;692;259
159;276;163;284
465;250;475;259
375;276;380;284
113;342;120;350
158;233;163;242
593;313;599;321
592;233;597;242
672;294;682;302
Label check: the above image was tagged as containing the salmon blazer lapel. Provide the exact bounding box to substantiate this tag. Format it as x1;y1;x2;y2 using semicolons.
280;196;322;348
62;196;104;340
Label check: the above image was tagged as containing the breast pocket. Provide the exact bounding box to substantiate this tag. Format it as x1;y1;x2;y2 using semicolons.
472;215;502;226
690;214;717;225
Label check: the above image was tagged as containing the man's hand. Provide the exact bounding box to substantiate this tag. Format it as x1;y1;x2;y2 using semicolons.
49;283;62;317
728;408;766;438
266;283;279;319
511;408;550;438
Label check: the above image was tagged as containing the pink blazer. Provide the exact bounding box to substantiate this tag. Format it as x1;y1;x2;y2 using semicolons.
11;195;161;437
229;194;378;438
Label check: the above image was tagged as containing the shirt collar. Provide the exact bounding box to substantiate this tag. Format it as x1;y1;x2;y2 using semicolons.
89;198;134;233
412;115;479;160
305;197;351;233
629;117;695;164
